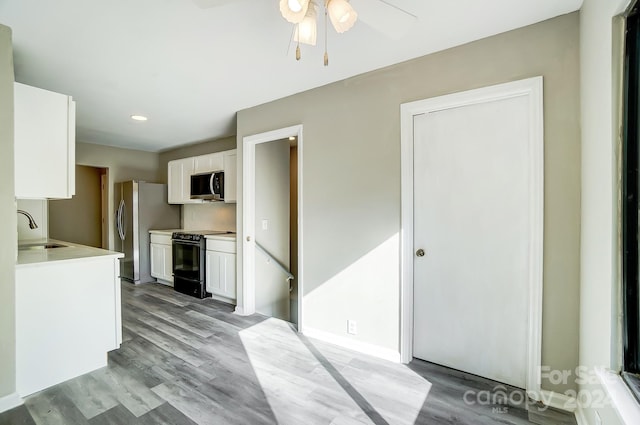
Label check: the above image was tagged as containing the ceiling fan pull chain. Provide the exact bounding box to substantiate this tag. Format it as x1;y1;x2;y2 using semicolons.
324;3;329;66
296;26;301;61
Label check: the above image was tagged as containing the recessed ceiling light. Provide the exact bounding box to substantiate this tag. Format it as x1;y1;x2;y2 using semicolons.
130;115;148;121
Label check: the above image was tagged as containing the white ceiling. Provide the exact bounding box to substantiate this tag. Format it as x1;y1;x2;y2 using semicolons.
0;0;583;152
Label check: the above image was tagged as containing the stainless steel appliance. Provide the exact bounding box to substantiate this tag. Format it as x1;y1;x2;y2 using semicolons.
190;171;224;201
114;181;180;284
172;230;234;298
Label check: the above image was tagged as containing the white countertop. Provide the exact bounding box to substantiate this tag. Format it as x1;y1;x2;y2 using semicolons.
204;233;236;241
17;238;124;268
149;229;182;235
149;229;236;241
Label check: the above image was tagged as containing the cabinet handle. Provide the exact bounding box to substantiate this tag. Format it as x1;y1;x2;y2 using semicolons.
246;236;251;242
416;249;425;257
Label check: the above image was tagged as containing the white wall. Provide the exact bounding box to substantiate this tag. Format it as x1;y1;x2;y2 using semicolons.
579;0;631;423
0;23;17;407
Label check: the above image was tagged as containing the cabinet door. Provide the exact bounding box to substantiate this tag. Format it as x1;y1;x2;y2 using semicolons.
150;244;164;279
168;158;197;204
162;244;174;284
167;160;183;204
14;83;75;199
220;252;237;299
206;251;223;295
194;153;223;174
223;150;237;203
206;250;236;299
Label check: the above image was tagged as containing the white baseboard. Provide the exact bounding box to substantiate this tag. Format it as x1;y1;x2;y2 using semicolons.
211;294;236;305
0;392;23;414
538;389;576;413
574;406;588;425
234;306;249;316
302;327;401;363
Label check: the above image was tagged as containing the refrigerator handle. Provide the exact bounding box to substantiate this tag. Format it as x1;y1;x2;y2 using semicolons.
120;200;127;239
116;199;125;241
114;204;120;239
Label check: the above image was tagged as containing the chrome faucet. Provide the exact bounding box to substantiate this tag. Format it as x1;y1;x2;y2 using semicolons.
17;209;38;229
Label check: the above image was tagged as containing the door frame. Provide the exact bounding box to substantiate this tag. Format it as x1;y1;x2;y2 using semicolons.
240;124;304;331
399;77;544;396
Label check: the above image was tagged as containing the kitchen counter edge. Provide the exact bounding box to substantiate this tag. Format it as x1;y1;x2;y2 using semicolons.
17;238;124;268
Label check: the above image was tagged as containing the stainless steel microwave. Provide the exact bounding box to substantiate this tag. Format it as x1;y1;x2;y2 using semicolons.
190;171;224;201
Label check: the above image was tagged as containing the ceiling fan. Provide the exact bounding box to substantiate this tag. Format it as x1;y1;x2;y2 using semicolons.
191;0;417;65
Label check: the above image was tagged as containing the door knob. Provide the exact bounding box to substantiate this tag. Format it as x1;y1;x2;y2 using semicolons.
416;249;425;257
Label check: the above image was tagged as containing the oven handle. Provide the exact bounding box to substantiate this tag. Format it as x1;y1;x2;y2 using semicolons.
171;240;202;247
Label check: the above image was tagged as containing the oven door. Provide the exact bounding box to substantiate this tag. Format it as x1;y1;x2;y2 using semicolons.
172;239;207;298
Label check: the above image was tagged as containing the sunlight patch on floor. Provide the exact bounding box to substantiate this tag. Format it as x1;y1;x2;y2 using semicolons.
239;318;431;424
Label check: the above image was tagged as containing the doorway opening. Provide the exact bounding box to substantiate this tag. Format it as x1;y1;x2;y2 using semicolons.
49;165;109;248
241;125;303;330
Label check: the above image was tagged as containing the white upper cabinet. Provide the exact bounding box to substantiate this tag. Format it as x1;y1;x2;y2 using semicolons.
14;83;75;199
168;157;199;204
167;149;237;205
193;152;223;174
223;149;237;204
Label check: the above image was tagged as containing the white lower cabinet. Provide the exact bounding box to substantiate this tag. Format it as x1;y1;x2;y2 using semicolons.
16;256;122;397
206;238;236;301
150;233;173;285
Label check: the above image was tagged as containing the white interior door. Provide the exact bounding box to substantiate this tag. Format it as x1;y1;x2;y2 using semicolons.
412;94;532;389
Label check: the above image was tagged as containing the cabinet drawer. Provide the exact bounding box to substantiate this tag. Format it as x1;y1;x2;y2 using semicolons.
206;239;236;253
150;233;172;245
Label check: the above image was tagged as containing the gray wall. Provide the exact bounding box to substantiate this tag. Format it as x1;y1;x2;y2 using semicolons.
237;13;581;393
49;165;104;248
0;23;16;401
76;142;160;250
254;139;290;320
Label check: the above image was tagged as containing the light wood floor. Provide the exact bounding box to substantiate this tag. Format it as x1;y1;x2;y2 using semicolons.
0;282;577;425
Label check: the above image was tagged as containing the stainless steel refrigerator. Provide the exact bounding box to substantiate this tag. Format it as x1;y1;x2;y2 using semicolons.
114;181;180;284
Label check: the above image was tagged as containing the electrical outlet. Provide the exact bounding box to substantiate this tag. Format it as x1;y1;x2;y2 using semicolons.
347;320;357;335
595;412;602;425
262;219;268;230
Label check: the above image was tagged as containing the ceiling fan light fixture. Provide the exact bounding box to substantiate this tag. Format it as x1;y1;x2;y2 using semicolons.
327;0;357;33
294;2;318;46
280;0;310;23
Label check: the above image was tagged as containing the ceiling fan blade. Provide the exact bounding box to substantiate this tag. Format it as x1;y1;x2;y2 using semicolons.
191;0;239;9
350;0;417;40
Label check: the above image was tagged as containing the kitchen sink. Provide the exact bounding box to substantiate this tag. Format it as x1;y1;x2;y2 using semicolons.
18;243;69;251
